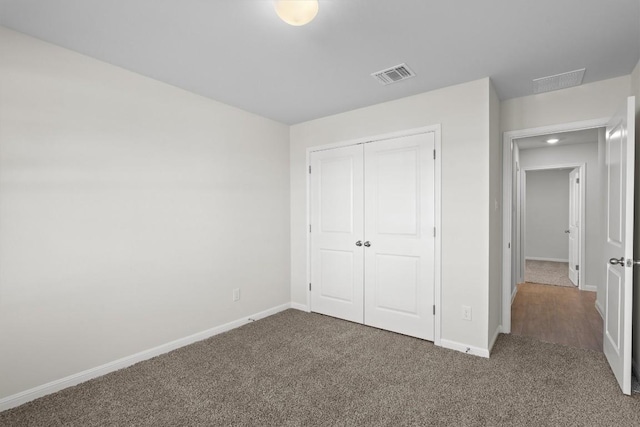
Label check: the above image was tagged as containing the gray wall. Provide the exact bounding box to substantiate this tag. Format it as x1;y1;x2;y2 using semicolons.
0;28;291;399
525;169;571;261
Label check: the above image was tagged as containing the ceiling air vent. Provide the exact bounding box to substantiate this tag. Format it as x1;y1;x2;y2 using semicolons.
532;68;585;94
371;63;416;85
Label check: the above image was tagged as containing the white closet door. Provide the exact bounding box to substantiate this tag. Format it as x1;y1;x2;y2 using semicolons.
310;145;364;323
363;133;435;340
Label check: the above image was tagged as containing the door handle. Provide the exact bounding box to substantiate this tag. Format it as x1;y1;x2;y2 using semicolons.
364;241;371;247
355;241;363;247
564;230;570;234
609;257;625;265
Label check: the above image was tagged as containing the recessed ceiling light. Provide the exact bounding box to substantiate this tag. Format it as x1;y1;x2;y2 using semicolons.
546;138;559;144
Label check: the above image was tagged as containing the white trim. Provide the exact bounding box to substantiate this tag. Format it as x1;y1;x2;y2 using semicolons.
290;302;310;312
440;339;490;358
489;326;502;353
525;257;569;263
0;303;291;412
511;285;519;304
583;285;597;292
595;299;604;320
305;125;443;345
502;117;609;333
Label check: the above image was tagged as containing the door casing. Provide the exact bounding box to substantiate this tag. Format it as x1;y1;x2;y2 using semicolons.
305;125;442;345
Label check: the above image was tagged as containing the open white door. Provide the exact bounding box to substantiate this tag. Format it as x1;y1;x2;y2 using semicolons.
603;96;635;395
568;168;580;286
310;145;364;323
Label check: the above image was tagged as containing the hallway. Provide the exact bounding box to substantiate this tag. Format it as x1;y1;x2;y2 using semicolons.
511;282;602;351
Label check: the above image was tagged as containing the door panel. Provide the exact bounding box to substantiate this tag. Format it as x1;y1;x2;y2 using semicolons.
605;267;622;351
320;157;355;233
603;96;635;395
318;250;355;302
375;148;419;235
374;254;419;315
568;168;580;286
363;133;435;340
310;145;364;323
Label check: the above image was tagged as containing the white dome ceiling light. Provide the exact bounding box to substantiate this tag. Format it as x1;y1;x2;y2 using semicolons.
274;0;319;26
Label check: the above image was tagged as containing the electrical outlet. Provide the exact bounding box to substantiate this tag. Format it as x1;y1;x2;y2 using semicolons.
233;288;240;302
462;305;472;321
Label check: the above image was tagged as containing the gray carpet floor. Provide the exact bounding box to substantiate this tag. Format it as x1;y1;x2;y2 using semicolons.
1;309;639;426
525;260;575;288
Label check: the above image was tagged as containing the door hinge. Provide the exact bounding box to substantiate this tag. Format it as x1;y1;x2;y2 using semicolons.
309;283;311;291
309;165;311;174
508;242;511;249
576;265;579;271
309;224;311;233
433;149;436;160
433;305;436;315
433;227;436;237
576;177;579;184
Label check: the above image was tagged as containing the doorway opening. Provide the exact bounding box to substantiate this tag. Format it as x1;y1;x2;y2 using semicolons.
521;165;584;289
501;120;610;345
502;97;637;395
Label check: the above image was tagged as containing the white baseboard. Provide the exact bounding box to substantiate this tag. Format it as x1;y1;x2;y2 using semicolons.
511;285;518;304
595;300;604;320
0;303;291;412
290;302;310;312
439;339;490;358
582;285;597;292
525;257;569;263
489;326;502;354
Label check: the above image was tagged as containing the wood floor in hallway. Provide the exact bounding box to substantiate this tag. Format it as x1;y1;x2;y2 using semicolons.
511;282;603;351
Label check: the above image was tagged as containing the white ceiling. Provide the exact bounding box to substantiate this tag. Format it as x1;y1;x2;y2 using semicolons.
515;128;599;150
1;0;638;124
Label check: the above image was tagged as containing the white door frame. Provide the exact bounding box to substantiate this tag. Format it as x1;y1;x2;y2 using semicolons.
306;125;442;345
520;163;586;290
501;118;608;333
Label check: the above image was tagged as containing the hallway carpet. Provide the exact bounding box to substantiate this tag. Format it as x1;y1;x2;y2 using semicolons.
2;310;639;426
525;260;575;287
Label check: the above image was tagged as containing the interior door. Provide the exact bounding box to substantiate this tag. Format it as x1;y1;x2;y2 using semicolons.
603;96;635;395
568;168;580;286
310;145;364;323
363;133;435;340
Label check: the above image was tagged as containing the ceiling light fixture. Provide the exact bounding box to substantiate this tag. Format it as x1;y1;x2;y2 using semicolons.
546;138;559;144
274;0;319;26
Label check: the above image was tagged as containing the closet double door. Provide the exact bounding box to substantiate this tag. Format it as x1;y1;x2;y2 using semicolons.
309;132;435;341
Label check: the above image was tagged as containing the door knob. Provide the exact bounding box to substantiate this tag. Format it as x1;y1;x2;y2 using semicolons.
355;241;363;247
564;230;570;234
364;241;371;247
609;257;625;265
